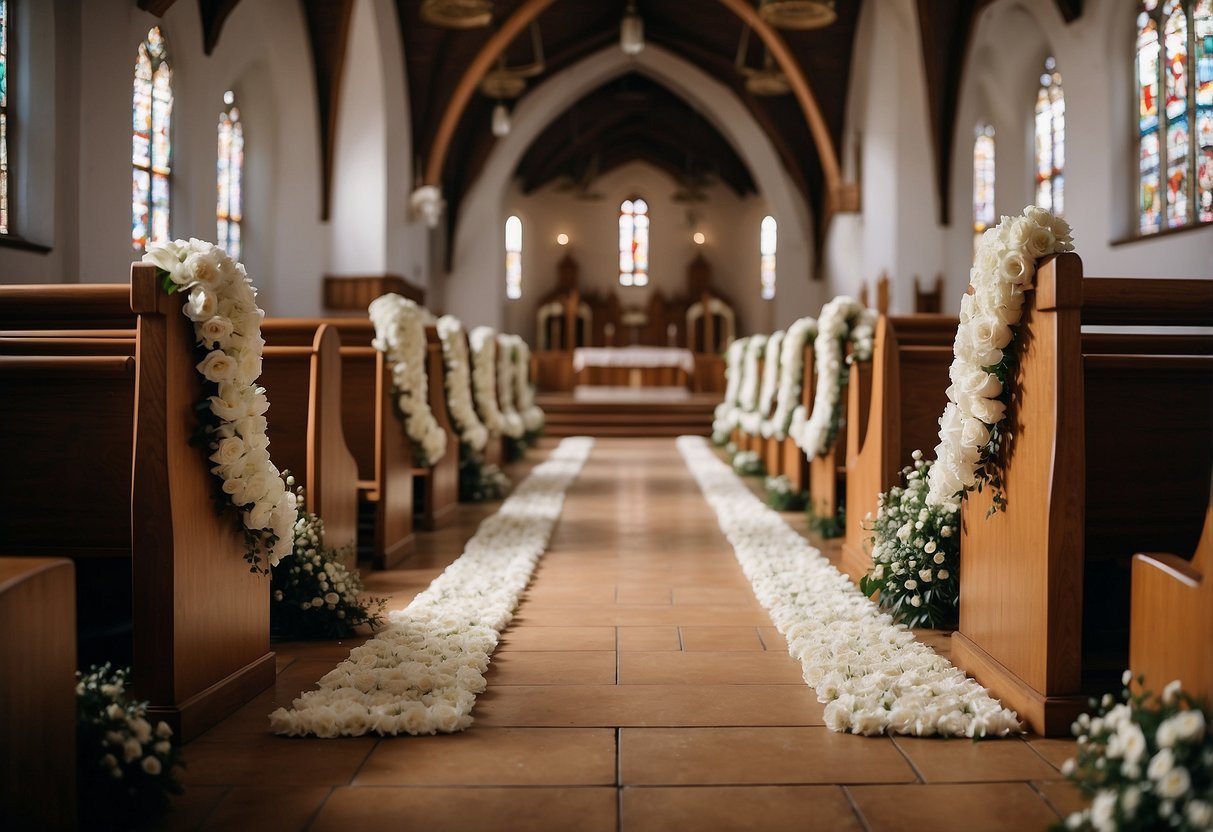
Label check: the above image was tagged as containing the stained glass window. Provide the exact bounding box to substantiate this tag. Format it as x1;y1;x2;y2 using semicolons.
217;91;243;259
1137;1;1212;232
760;216;776;300
132;27;172;251
1034;57;1065;217
505;215;522;300
1;0;9;235
973;124;996;248
618;198;649;287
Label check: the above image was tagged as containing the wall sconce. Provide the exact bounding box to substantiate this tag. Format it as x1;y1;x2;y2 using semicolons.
409;185;444;229
556;233;569;245
693;232;706;245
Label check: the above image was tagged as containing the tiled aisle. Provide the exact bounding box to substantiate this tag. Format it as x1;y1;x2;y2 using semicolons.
157;439;1085;832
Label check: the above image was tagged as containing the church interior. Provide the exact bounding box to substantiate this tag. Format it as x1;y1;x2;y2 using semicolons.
1;0;1212;829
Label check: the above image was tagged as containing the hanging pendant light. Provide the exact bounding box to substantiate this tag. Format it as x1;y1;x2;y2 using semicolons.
758;0;836;29
419;0;493;29
492;102;511;137
620;0;644;56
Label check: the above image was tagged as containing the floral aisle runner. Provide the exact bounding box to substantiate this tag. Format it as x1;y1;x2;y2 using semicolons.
676;435;1020;738
270;436;594;737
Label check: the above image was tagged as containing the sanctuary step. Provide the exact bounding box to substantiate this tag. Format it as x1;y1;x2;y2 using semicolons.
537;389;716;438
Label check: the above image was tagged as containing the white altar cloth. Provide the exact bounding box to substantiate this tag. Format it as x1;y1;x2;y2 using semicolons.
572;346;696;374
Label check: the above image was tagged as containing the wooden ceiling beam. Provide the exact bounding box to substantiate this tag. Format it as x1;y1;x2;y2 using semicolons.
200;0;243;55
137;0;179;15
301;0;355;222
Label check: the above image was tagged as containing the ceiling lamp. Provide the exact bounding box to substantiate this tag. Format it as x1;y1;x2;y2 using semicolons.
735;26;790;96
758;0;836;29
479;22;545;100
419;0;493;28
620;0;644;55
491;102;511;137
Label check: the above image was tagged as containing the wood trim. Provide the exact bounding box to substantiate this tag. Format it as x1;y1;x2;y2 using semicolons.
300;0;356;221
1081;277;1213;326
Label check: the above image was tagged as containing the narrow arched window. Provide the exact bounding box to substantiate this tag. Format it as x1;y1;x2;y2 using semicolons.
1136;0;1212;232
0;0;9;235
760;215;776;300
217;91;243;259
1034;57;1065;216
505;215;522;300
973;124;995;248
132;26;172;251
619;197;649;287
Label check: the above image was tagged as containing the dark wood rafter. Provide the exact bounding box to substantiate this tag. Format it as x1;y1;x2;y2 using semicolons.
300;0;355;222
1054;0;1083;23
200;0;243;55
137;0;179;15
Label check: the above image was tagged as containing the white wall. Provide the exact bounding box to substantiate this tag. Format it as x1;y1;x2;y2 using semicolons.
502;161;773;343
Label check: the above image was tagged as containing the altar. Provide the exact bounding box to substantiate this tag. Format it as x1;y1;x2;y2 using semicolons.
572;346;696;388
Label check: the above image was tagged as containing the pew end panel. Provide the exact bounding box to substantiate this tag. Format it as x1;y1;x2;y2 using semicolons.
0;557;76;831
130;264;275;741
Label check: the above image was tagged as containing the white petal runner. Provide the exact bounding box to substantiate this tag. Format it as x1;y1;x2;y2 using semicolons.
676;435;1020;738
269;436;594;737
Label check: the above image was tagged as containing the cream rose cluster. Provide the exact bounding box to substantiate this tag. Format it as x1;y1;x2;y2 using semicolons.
143;238;297;568
764;316;818;441
494;333;527;439
678;435;1020;738
509;336;545;435
369;294;448;467
712;337;749;442
743;330;784;436
791;297;876;460
926;205;1073;509
469;326;522;439
436;315;490;453
269;437;594;737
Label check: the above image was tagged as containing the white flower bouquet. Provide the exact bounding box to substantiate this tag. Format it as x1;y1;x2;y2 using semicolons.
712;337;749;443
860;451;960;629
76;664;181;827
271;482;386;640
1057;675;1212;832
764;316;818;440
732;449;765;477
469;326;522;439
142;238;296;571
436;315;490;453
765;474;807;511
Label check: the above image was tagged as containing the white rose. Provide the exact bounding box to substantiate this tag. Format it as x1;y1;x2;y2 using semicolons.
123;738;143;763
1024;224;1056;259
1186;800;1213;828
968;396;1006;425
198;316;234;348
971;316;1013;350
210;435;246;467
1157;766;1191;799
1147;747;1174;780
1090;791;1116;831
245;500;275;530
141;755;163;776
181;248;226;290
998;251;1035;287
196;350;237;383
142;240;185;278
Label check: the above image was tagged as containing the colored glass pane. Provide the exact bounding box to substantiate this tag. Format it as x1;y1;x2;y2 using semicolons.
217;97;243;259
1165;7;1191;225
760;216;776;300
1139;17;1160;132
1034;59;1064;217
973;125;995;232
132;27;170;251
619;198;649;287
1141;130;1164;233
1196;0;1212;221
505;215;522;300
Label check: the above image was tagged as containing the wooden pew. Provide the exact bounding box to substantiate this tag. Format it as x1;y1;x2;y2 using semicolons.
259;320;360;569
952;254;1213;736
0;270;276;741
415;326;459;529
1130;505;1213;703
840;314;957;580
325;319;416;569
0;558;76;831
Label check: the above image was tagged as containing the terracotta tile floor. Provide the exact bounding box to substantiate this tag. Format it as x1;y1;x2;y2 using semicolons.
155;438;1084;831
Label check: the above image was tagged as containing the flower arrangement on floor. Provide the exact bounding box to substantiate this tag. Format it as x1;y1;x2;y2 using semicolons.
807;502;845;540
470;326;521;439
511;336;545;440
926;205;1074;513
269;438;594;737
679;435;1019;738
369;294;448;467
742;330;784;436
790;296;876;460
271;483;386;640
77;664;182;828
732;449;766;476
143;238;296;572
459;450;511;502
764;316;817;440
765;474;807;511
859;451;960;629
436;315;489;453
495;333;527;439
1055;674;1212;832
863;205;1073;628
712;337;749;443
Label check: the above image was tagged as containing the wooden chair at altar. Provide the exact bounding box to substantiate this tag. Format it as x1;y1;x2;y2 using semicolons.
952;254;1213;736
914;274;945;313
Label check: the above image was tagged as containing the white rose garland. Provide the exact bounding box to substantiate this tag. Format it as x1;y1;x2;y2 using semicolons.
678;435;1020;738
494;333;526;439
469;326;512;437
763;316;818;440
368;294;448;467
791;297;876;459
736;333;769;436
142;238;297;570
751;330;785;436
511;336;545;435
925;205;1074;511
269;437;594;737
436;316;489;453
712;337;749;440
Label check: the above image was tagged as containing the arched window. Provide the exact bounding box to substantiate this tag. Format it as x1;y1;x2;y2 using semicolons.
760;215;776;300
132;26;172;251
1;0;10;235
505;215;522;300
619;198;649;287
217;91;243;260
1034;57;1065;216
1138;0;1213;232
973;124;996;248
